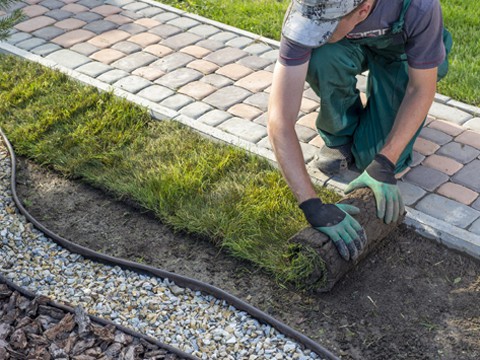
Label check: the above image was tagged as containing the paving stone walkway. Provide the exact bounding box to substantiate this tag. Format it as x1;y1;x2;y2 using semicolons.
1;0;480;258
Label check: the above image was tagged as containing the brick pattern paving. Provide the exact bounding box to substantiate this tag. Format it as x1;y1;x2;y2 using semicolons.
6;0;480;238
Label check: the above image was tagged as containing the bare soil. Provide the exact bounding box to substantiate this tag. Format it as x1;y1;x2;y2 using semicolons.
14;158;480;360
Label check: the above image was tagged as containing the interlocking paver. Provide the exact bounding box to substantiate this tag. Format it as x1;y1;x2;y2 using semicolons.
134;18;161;29
137;7;163;17
127;33;162;47
452;160;480;192
136;84;174;102
61;3;88;13
300;97;319;113
77;0;103;9
261;49;279;62
167;17;199;30
105;14;133;25
226;36;252;49
218;117;267;143
152;12;178;23
464;118;480;132
297;112;317;130
122;2;148;12
178;81;217;100
309;135;325;149
216;63;253;81
74;11;102;23
209;31;236;43
88;30;131;48
253;113;267;126
39;0;64;10
237;55;273;71
179;102;213;119
470;218;480;235
437;142;480;164
295;124;317;143
300;142;318;163
429;102;472;125
404;165;449;191
161;32;201;51
434;93;451;104
180;45;211;59
397;181;426;206
6;32;32;45
96;69;129;84
30;42;61;56
70;42;99;56
455;130;480;150
149;24;182;39
419;127;452;145
151;52;194;72
187;59;219;75
111;41;141;54
113;75;152;94
428;119;465;136
76;61;112;78
235;70;273;92
23;4;49;17
89;48;125;64
243;43;272;56
105;0;135;6
198;109;231;126
132;66;165;81
90;5;123;17
257;137;272;150
51;29;95;47
83;20;118;34
472;198;480;211
200;74;233;88
446;100;480;117
422;154;463;175
413;137;440;156
45;49;91;69
189;24;220;38
121;10;143;19
244;92;270;112
111;52;158;72
204;47;248;66
119;23;147;35
45;9;72;21
195;39;225;51
156;68;202;90
395;167;411;180
55;18;86;30
144;44;173;58
437;182;478;205
15;37;46;51
228;103;263;121
203;86;252;111
15;16;56;32
415;194;480;229
160;94;194;111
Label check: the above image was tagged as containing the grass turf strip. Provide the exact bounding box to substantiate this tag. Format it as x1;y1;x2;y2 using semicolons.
157;0;480;107
0;55;340;288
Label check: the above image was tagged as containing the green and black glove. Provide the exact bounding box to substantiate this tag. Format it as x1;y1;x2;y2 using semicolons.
300;198;367;261
345;154;405;224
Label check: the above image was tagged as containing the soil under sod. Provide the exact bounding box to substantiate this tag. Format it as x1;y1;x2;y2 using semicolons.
14;157;480;360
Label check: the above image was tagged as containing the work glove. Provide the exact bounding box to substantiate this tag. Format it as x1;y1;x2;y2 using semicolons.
345;154;405;224
300;198;367;261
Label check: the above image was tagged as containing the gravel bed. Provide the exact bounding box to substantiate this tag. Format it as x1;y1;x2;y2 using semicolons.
0;139;322;359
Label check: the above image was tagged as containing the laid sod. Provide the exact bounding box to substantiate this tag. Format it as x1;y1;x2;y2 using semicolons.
0;54;340;287
158;0;480;106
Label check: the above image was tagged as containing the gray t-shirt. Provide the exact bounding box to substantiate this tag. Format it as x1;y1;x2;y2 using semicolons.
279;0;446;69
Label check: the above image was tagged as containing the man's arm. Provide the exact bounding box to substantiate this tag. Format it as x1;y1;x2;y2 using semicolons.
267;61;316;203
380;66;438;164
345;66;438;223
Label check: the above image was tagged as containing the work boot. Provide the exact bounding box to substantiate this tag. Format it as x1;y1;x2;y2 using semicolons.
312;143;353;175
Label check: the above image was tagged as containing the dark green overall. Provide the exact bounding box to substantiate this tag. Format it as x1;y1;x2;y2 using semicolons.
306;0;452;173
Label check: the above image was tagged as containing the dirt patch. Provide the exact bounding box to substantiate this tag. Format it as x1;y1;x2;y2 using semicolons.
14;158;480;360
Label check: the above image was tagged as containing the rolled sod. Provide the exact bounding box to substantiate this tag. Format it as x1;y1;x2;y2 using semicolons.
289;187;404;292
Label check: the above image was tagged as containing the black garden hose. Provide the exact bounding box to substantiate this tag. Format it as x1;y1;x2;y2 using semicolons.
0;127;340;360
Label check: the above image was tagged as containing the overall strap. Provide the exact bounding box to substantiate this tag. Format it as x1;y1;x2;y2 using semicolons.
391;0;412;34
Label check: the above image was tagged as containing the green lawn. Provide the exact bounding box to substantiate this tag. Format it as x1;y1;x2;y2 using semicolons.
0;55;338;288
159;0;479;107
